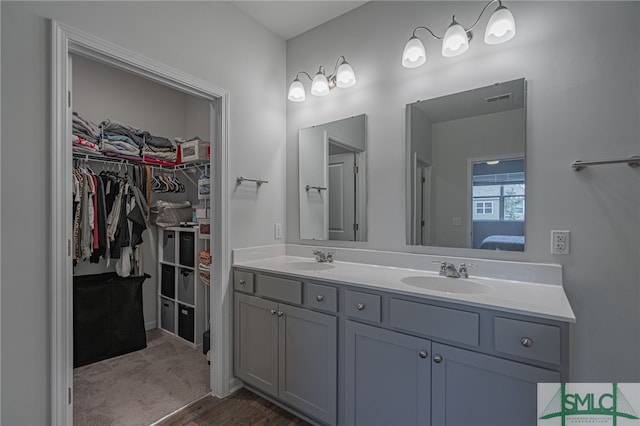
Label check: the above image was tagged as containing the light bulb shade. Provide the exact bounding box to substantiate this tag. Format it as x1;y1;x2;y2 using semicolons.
442;21;469;57
336;61;356;88
288;79;306;102
402;36;426;68
484;5;516;45
311;72;330;96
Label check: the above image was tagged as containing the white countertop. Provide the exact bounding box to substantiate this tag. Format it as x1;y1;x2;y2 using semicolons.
233;255;576;323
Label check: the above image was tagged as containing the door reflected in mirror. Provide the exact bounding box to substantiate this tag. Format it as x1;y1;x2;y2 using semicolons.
406;79;526;251
299;114;367;241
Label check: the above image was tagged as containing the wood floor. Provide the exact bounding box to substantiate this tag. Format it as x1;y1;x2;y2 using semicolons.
154;387;311;426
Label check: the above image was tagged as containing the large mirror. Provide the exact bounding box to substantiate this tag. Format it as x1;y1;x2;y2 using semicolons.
299;114;367;241
406;79;526;251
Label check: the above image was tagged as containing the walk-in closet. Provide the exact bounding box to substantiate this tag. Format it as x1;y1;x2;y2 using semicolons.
69;53;215;425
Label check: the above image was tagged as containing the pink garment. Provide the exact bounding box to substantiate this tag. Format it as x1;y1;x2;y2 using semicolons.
91;174;100;250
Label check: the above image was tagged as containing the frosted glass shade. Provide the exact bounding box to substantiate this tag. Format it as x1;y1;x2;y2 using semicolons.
336;62;356;88
485;5;516;45
402;36;426;68
288;79;306;102
442;21;469;57
311;72;329;96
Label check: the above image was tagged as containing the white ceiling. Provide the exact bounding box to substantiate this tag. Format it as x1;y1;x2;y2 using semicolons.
231;1;368;40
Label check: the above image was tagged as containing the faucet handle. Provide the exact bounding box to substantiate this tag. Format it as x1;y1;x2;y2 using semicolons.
458;262;477;278
432;260;448;275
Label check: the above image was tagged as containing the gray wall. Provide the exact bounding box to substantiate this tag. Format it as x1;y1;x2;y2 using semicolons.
286;2;640;381
1;2;286;424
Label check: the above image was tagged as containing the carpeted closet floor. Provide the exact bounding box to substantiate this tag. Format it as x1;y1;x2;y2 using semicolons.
73;328;210;426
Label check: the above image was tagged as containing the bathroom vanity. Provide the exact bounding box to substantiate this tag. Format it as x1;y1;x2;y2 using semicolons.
232;249;574;426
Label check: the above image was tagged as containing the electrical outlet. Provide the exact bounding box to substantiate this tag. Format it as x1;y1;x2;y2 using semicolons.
452;217;462;226
551;230;570;254
274;223;282;240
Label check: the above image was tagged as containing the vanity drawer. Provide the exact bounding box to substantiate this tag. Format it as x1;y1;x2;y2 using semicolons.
306;283;338;313
390;299;479;347
256;274;303;305
494;317;560;365
345;290;381;323
234;270;254;293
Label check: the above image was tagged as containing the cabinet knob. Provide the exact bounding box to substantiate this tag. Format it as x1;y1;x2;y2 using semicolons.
356;303;365;311
419;350;428;359
433;354;443;364
239;279;246;285
316;294;325;302
270;309;277;316
521;337;533;348
277;311;284;317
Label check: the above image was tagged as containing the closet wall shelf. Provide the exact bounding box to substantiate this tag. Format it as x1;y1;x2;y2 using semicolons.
572;156;640;171
72;152;209;172
236;176;269;185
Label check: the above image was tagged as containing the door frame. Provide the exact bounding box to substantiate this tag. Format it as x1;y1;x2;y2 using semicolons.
51;20;232;425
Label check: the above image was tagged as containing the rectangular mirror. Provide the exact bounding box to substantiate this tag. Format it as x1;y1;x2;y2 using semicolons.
299;114;367;241
406;79;526;251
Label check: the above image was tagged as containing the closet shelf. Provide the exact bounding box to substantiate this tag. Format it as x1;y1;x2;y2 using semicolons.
72;152;209;172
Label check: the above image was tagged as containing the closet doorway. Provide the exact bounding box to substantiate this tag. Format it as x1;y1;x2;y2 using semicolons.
51;21;232;425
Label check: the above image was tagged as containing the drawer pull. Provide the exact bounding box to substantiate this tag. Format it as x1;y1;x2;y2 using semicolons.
433;354;443;364
277;311;284;317
239;279;246;285
521;337;533;348
356;303;365;311
270;309;277;316
419;350;428;359
316;294;325;302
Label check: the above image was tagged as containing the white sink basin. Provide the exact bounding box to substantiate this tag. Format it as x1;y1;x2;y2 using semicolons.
286;261;335;271
401;275;494;294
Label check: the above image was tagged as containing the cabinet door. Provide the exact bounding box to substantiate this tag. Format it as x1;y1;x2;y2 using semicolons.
345;321;431;426
431;342;560;426
278;304;337;425
234;293;278;396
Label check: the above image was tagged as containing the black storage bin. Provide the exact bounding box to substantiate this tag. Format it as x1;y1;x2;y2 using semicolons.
203;330;210;355
163;230;176;263
178;268;195;305
179;232;195;267
178;304;195;342
161;264;175;298
160;298;175;333
73;272;149;368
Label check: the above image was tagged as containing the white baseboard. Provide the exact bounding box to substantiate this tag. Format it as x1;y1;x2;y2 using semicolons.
145;320;158;331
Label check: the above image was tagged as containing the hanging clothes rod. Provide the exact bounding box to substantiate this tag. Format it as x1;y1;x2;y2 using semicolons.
72;152;207;172
571;156;640;171
236;176;268;185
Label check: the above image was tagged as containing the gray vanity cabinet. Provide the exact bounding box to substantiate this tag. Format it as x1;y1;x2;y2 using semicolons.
234;292;279;395
345;320;432;426
234;291;338;425
430;342;560;426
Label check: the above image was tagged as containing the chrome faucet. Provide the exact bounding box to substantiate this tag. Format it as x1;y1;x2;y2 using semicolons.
313;250;335;263
433;261;475;278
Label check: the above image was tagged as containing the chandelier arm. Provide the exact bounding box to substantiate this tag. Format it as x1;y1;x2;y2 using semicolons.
465;0;500;31
327;56;346;80
296;71;314;82
412;26;443;40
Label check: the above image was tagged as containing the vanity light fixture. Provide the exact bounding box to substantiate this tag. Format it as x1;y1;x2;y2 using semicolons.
288;56;356;102
402;0;516;68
